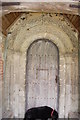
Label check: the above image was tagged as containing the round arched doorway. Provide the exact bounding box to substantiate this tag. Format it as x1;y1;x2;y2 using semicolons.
25;39;59;112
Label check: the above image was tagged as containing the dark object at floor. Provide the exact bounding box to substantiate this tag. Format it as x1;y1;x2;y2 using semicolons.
23;106;58;120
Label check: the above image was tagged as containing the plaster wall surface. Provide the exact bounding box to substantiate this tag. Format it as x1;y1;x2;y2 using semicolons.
2;13;79;119
0;35;2;120
0;33;5;120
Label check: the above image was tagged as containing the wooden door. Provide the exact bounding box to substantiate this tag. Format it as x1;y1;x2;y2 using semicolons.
26;39;59;111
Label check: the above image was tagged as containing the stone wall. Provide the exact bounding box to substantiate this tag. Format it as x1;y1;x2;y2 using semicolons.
0;33;2;120
0;33;5;120
2;13;79;118
78;34;80;117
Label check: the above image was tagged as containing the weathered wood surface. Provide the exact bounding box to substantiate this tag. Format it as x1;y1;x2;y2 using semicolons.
26;39;59;110
1;2;80;15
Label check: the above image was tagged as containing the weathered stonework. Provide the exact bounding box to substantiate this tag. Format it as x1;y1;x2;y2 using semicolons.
0;33;5;120
2;13;78;118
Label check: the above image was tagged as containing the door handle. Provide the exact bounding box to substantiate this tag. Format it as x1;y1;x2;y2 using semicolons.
55;75;58;83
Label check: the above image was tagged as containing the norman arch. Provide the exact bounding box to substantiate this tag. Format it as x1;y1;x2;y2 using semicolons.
3;13;78;118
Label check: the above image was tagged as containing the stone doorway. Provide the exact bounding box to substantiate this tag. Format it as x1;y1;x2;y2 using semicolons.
26;39;59;111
